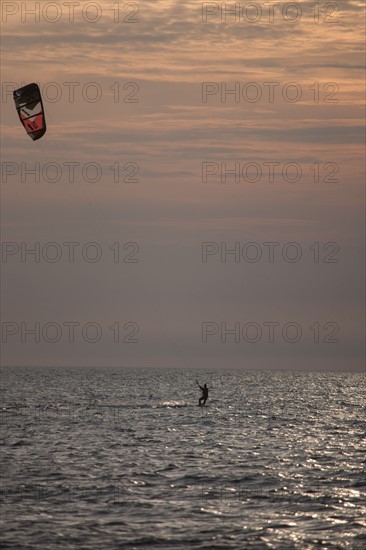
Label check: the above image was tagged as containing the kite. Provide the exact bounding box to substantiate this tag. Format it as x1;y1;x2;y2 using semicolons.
13;83;47;140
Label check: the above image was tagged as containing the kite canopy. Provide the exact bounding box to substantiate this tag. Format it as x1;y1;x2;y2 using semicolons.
13;83;47;141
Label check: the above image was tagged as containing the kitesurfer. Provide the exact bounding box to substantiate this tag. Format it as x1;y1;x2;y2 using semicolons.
196;380;208;406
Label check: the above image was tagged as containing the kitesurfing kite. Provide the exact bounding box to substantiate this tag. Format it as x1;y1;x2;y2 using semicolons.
13;83;47;140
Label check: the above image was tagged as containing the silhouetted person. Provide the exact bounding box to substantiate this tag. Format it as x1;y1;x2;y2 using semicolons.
196;380;208;406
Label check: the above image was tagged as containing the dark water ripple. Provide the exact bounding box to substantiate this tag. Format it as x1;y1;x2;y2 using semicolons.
1;367;365;549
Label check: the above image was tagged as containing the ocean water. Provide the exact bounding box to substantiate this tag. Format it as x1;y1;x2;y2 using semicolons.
0;367;365;549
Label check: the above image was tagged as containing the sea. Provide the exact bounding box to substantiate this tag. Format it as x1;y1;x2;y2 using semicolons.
1;367;365;549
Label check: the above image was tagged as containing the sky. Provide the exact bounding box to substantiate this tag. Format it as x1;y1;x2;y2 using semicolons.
1;0;365;370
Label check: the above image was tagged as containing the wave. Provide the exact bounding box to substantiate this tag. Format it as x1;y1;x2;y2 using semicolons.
159;401;191;408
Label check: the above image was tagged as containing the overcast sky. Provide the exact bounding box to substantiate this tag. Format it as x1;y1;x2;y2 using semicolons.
1;1;364;370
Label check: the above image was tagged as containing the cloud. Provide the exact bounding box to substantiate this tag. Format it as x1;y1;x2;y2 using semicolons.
1;0;364;369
